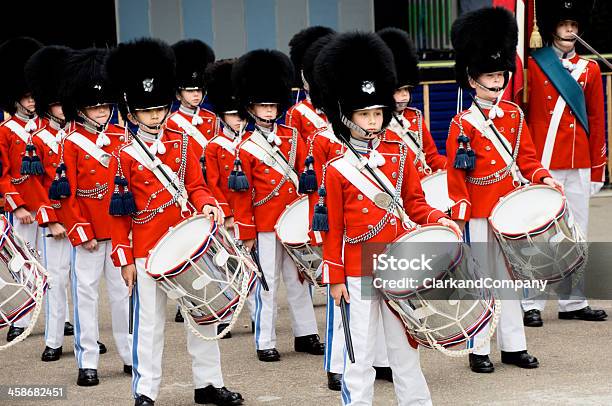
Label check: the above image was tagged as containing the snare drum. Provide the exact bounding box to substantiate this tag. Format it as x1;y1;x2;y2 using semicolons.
420;170;454;213
489;185;586;283
275;196;323;285
375;224;496;354
0;215;47;331
145;215;257;326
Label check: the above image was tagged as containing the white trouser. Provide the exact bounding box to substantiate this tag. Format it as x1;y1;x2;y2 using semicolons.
341;277;431;406
132;259;224;400
466;219;527;355
325;287;389;374
41;233;73;349
253;232;318;350
521;168;589;312
10;215;42;329
72;240;131;369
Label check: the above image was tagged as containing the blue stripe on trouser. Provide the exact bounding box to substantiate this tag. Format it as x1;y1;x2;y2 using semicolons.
324;286;334;371
254;280;263;349
42;230;48;342
132;283;141;397
340;300;351;405
70;249;83;367
464;222;474;350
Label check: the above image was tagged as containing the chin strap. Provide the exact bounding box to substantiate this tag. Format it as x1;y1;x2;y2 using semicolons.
338;103;386;139
247;109;279;126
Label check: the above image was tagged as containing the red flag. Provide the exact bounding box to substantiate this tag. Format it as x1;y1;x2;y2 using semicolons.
494;0;526;104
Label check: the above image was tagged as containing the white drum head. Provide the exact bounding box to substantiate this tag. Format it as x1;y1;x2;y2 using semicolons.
421;171;454;212
490;186;564;235
147;216;213;276
275;196;309;245
397;225;461;243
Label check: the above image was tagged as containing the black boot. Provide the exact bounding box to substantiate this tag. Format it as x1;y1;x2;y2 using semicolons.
294;334;325;355
257;348;280;362
559;306;608;321
98;341;107;354
327;372;342;391
523;309;543;327
501;350;539;369
135;394;155;405
77;368;99;386
41;346;62;362
175;308;184;323
194;385;244;405
64;322;74;336
469;354;494;373
6;325;25;342
374;366;393;382
217;323;231;339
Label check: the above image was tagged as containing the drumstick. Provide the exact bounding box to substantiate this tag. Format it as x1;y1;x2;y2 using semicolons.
250;246;270;291
340;297;355;364
128;283;135;335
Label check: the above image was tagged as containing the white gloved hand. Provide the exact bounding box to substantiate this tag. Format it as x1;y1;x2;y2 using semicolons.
590;181;604;196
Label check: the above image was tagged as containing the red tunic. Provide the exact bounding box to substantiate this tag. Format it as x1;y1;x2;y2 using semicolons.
321;139;447;284
165;107;218;159
61;123;127;245
285;98;329;144
446;101;551;221
0;115;58;224
232;124;306;240
526;53;606;181
109;128;217;266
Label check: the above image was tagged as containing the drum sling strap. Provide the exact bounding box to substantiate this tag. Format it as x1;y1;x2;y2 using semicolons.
294;103;328;129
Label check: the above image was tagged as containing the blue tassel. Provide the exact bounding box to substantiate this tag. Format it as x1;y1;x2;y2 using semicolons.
57;177;71;199
30;155;44;175
312;187;329;231
48;179;59;200
122;190;137;215
466;149;476;170
228;159;249;191
453;135;471;170
109;192;125;216
200;156;207;181
298;156;317;194
20;155;31;175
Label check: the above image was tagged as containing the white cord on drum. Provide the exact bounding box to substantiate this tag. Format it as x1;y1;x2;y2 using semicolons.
0;262;46;351
181;267;252;341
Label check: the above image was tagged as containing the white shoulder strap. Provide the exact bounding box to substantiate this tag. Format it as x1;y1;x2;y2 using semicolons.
211;136;236;155
34;129;59;154
295;103;328;129
4;120;30;144
463;107;514;166
169;113;209;150
241;132;299;188
67;131;111;167
541;58;589;169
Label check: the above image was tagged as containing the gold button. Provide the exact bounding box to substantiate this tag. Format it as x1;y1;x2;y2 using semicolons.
221;154;225;159
580;81;584;86
207;119;212;123
16;140;21;144
138;165;144;171
491;160;496;165
224;165;229;170
288;188;293;193
549;111;553;115
52;163;57;167
306;122;311;126
175;158;180;163
392;172;398;179
264;169;270;174
390;218;396;225
510;128;515;133
391;157;397;163
357;194;364;200
95;182;100;187
336;150;341;155
418;167;423;172
362;208;368;214
485;146;491;151
144;181;150;185
547;96;552;100
569;124;574;128
274;192;280;196
511;113;516;119
49;150;53;155
152;193;157;199
368;225;374;230
207;130;211;134
271;179;276;185
90;169;95;174
119;136;125;142
174;143;178;149
85;154;90;159
544;80;549;85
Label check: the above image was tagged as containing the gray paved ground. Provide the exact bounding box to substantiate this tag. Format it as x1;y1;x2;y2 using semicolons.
1;195;612;405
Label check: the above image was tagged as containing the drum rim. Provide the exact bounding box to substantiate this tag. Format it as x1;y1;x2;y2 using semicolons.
274;195;310;245
420;169;446;183
145;215;215;278
489;185;566;237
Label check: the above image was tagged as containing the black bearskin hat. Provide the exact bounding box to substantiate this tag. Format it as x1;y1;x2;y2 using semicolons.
60;48;115;122
451;7;518;89
106;38;175;118
536;0;594;44
0;37;43;114
377;28;419;88
172;39;215;90
232;49;294;119
314;31;397;141
289;26;336;86
302;33;336;110
25;45;73;117
205;59;239;114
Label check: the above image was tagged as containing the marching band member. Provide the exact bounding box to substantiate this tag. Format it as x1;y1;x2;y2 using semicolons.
448;7;561;373
59;48;131;386
377;28;447;177
230;49;323;362
204;59;250;336
522;0;607;326
0;37;64;342
286;26;336;143
315;31;460;406
24;44;75;361
106;38;243;406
